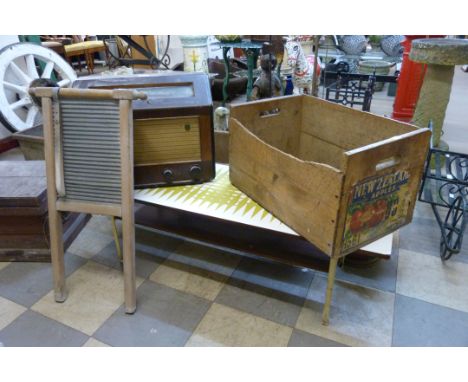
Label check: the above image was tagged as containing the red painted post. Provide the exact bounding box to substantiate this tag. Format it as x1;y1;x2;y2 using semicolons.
391;35;445;122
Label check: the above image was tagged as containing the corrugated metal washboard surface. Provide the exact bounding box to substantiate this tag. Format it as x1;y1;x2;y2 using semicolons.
60;99;122;204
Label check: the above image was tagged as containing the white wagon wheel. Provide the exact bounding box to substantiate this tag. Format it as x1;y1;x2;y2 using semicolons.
0;42;77;132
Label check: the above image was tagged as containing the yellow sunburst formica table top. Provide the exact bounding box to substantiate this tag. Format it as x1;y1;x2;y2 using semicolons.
135;164;392;255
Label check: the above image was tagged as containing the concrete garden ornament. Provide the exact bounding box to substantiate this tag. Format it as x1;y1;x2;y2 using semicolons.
284;37;313;95
410;38;468;148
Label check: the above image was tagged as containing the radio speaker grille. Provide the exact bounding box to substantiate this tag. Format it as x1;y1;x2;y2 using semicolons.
134;117;201;166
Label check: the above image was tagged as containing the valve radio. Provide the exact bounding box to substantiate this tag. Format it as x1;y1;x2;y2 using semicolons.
73;71;215;188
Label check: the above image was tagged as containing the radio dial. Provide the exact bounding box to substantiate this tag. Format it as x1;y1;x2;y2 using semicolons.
189;165;202;180
163;169;173;181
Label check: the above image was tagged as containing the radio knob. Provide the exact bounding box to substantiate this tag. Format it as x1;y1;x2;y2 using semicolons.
189;165;202;180
163;169;173;181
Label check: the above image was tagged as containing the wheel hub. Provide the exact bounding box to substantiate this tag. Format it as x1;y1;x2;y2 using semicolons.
28;78;59;106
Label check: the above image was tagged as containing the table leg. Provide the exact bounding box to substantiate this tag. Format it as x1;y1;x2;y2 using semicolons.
322;256;338;326
86;51;94;74
77;52;83;72
244;49;257;101
103;47;110;69
276;56;284;95
111;216;122;262
222;47;230;106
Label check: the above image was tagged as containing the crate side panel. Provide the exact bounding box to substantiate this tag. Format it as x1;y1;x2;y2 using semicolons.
334;129;431;256
301;96;417;151
229;118;343;256
230;96;303;157
298;132;346;170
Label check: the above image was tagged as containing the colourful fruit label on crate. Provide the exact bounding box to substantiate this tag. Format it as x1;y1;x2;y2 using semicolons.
341;170;410;253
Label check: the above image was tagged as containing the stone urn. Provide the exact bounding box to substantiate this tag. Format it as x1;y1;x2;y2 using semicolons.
178;35;209;73
358;60;393;91
410;38;468;148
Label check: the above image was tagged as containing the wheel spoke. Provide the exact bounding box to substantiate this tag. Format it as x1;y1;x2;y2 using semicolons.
25;55;40;79
10;97;31;110
41;61;55;79
2;80;28;95
57;78;71;87
0;43;77;132
9;61;32;84
25;105;38;127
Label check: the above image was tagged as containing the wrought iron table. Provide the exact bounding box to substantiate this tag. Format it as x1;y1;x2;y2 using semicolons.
112;35;171;69
419;148;468;260
218;42;263;105
323;70;398;111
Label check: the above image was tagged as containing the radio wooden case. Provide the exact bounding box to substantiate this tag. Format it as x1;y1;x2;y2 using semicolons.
73;72;215;188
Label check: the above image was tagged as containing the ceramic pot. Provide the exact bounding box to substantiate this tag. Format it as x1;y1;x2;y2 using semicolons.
179;35;209;73
338;35;367;55
380;35;404;57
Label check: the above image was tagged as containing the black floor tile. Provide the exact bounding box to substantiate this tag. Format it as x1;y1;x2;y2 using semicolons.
393;294;468;346
93;241;166;279
163;241;242;280
216;257;314;327
0;254;86;307
335;249;398;293
92;227;186;279
400;215;468;263
94;280;211;346
0;310;88;347
288;329;347;347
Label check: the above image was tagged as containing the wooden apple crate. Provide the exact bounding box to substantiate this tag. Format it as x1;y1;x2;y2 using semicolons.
229;95;431;258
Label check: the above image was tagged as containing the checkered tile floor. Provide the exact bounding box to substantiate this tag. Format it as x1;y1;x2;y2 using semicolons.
1;201;468;347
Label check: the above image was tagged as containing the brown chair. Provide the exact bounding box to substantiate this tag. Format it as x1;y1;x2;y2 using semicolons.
64;40;108;74
30;86;147;314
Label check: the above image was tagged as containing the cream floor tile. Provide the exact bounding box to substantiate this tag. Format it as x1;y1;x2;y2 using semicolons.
83;337;110;347
0;296;27;331
150;263;224;301
149;243;240;301
296;275;395;347
31;261;144;336
397;249;468;313
0;262;10;272
67;229;114;259
186;303;292;347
